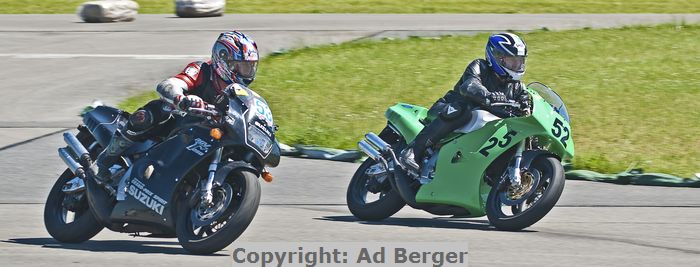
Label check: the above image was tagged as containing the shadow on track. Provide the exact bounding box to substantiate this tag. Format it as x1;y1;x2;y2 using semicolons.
3;237;228;256
318;215;536;232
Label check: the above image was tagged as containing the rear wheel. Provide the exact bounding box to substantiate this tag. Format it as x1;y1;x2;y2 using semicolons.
176;168;261;255
486;155;565;231
44;132;103;243
347;158;406;221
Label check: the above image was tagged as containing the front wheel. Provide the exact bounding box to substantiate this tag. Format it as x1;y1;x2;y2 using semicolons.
347;158;406;221
486;155;565;231
176;168;261;255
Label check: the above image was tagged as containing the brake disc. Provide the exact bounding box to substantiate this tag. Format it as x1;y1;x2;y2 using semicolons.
191;183;233;229
499;170;541;206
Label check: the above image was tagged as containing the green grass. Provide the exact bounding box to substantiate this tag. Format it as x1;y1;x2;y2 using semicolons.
2;0;699;14
0;0;171;14
120;24;700;177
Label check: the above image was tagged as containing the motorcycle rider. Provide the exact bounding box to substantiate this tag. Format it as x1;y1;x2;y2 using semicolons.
401;32;531;172
90;30;261;182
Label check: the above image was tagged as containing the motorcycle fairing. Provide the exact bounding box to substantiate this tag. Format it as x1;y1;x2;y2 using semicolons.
109;126;220;230
226;85;277;159
384;89;574;216
415;118;539;216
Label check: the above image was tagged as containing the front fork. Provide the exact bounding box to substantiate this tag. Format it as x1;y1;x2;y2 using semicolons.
507;140;526;188
200;147;223;206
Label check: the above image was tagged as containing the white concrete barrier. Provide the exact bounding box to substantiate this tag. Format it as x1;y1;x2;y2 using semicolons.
176;0;226;18
77;0;139;23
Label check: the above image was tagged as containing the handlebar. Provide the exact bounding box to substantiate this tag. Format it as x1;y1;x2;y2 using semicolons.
490;101;521;108
487;100;525;118
170;104;221;123
188;104;220;117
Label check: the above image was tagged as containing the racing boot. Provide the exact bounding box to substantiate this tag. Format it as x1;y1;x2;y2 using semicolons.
401;110;462;174
400;144;421;174
90;133;134;183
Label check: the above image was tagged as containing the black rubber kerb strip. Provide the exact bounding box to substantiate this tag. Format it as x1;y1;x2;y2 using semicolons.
0;128;69;152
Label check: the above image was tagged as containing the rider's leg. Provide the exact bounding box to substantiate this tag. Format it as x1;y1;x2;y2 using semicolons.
403;100;473;170
91;100;172;182
91;132;134;183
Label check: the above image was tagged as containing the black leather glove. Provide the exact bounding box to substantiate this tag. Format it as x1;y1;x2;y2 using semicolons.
488;91;507;104
514;92;531;116
518;92;530;106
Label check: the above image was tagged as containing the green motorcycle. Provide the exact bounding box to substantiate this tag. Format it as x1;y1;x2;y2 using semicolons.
347;82;574;230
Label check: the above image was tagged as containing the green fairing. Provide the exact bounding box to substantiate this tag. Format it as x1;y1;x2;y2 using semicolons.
384;103;428;143
384;89;574;216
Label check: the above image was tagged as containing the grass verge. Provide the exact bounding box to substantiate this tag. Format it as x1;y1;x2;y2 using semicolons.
1;0;699;14
121;24;699;177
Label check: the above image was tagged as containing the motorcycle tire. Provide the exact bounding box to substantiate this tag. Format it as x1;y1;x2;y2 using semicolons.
347;158;406;221
176;168;261;255
44;131;104;243
486;155;565;231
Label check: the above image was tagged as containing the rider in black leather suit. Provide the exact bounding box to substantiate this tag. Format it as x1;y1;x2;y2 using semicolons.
402;32;531;171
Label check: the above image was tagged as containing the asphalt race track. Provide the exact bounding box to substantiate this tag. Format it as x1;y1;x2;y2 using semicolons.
1;14;699;267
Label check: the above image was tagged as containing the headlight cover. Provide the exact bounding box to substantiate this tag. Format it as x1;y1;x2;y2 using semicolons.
247;124;273;154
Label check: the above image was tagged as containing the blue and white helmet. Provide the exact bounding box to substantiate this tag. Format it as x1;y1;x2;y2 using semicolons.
485;33;528;81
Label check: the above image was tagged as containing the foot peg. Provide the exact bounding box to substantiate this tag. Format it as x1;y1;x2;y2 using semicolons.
400;147;420;173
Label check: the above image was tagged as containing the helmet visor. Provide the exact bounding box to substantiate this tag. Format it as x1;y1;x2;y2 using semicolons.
501;56;526;72
226;59;258;79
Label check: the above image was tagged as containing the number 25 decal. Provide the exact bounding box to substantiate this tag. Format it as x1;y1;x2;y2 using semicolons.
552;118;570;147
479;130;518;157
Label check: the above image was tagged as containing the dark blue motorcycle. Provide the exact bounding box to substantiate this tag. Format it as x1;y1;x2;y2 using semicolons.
44;84;280;254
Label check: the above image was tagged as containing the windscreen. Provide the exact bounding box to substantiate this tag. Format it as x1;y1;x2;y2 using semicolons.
527;82;570;123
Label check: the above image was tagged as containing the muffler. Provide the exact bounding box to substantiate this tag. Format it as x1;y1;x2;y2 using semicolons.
358;132;404;172
60;132;116;228
360;132;427;209
58;148;87;179
365;132;390;152
63;132;91;167
358;140;382;161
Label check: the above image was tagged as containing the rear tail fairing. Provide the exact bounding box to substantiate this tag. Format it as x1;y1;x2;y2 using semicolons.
384;103;428;143
82;106;128;146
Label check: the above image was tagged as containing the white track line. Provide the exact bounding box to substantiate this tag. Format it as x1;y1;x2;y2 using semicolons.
0;53;209;59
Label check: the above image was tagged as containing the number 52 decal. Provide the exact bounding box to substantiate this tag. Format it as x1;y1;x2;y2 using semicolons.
479;130;518;157
552;118;570;147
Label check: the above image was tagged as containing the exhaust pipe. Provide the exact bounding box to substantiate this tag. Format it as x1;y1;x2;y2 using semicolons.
63;132;92;167
62;132;116;228
358;140;382;161
365;132;390;152
359;139;390;170
359;132;426;209
58;148;87;179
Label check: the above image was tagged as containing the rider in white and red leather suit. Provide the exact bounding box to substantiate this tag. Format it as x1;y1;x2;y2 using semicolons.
91;31;260;182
